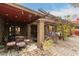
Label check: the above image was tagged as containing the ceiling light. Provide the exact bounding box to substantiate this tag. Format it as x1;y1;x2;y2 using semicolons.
5;14;8;16
15;15;18;18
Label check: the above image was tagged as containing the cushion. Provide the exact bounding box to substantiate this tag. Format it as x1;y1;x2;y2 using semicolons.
7;41;16;46
16;42;26;47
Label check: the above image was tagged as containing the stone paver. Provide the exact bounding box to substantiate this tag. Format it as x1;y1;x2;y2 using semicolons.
51;36;79;56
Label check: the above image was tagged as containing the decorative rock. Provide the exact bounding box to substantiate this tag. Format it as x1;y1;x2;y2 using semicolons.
27;43;38;51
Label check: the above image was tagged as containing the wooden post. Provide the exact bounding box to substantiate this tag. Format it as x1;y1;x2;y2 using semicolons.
27;24;31;38
45;25;48;35
37;19;44;49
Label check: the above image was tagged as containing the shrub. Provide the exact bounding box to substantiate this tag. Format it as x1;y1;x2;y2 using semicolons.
42;39;53;50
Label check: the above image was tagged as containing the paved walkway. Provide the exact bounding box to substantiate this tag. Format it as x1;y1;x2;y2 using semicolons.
0;36;79;56
51;36;79;56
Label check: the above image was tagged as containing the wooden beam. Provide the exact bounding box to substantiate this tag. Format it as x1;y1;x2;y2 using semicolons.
27;24;31;38
6;3;44;17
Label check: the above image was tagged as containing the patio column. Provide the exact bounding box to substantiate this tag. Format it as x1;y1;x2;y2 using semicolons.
37;18;45;49
27;24;31;38
45;25;48;35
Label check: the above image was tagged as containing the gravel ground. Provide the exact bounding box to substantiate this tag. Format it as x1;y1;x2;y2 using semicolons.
0;36;79;56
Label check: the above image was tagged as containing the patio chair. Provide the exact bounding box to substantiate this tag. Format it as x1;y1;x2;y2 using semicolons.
15;36;26;50
24;38;32;44
5;35;16;50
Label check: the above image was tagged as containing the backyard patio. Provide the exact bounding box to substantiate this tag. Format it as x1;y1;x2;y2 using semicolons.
0;3;79;56
0;35;79;56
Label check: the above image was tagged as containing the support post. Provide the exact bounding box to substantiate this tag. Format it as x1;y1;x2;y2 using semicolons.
27;24;31;38
37;19;44;49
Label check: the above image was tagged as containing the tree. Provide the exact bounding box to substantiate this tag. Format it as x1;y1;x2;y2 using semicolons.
64;15;72;20
71;3;79;7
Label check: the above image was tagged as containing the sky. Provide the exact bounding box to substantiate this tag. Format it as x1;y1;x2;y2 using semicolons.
20;3;79;20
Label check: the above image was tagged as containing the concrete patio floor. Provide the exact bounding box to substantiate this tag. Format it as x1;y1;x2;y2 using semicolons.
0;36;79;56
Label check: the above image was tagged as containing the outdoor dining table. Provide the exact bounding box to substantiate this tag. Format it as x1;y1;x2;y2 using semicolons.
6;35;32;50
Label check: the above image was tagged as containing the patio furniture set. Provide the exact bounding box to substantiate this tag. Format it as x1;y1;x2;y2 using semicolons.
4;35;31;50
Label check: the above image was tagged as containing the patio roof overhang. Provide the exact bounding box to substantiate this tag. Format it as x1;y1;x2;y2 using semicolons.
0;3;71;25
0;3;44;24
